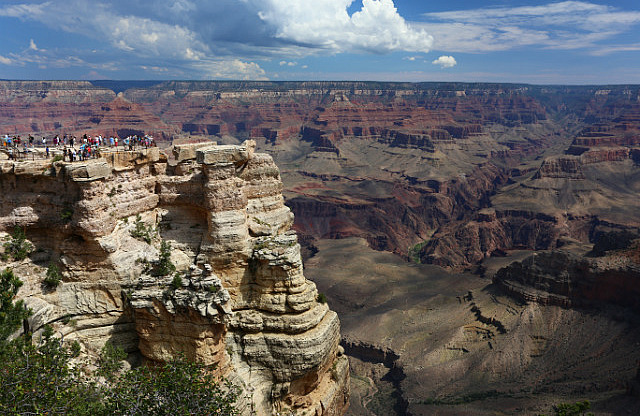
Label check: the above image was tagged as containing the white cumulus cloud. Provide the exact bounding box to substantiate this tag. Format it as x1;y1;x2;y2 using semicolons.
193;59;267;80
0;0;433;79
254;0;432;54
432;55;457;68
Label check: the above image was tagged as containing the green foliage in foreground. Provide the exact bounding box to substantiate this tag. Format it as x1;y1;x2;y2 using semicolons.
96;341;127;380
0;268;30;350
0;268;240;415
0;326;101;415
104;354;240;415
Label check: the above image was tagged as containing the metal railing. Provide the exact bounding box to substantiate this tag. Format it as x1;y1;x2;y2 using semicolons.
1;143;155;162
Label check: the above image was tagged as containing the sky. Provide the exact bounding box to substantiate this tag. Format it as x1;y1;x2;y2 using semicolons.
1;0;640;84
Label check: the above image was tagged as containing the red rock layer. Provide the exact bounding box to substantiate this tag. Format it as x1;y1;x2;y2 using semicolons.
4;81;639;267
420;97;640;269
0;81;178;140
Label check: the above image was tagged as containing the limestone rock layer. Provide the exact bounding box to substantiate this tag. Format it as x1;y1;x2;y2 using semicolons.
0;142;349;415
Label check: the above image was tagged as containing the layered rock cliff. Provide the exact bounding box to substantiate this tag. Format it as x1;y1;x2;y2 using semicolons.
0;80;566;258
3;80;639;269
0;81;177;140
0;143;349;415
494;248;640;310
418;96;640;269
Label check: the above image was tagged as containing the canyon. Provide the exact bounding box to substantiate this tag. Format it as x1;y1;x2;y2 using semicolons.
1;80;640;414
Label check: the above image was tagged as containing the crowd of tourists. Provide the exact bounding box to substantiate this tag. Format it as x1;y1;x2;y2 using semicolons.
1;133;156;161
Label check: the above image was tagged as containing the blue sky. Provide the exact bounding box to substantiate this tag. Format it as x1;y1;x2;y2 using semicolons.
1;0;640;84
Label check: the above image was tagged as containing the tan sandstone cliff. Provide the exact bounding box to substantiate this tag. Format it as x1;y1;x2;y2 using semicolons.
0;142;349;415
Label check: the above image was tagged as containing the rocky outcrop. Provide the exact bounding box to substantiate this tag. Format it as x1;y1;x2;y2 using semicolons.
494;249;640;310
535;147;633;179
420;209;564;268
0;143;349;415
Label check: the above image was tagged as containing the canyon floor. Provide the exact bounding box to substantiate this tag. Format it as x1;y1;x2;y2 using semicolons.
305;238;640;415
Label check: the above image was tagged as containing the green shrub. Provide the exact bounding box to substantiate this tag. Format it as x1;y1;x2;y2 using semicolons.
3;226;33;261
0;325;103;416
317;293;328;304
549;400;593;416
171;274;183;290
97;342;127;380
61;208;73;222
43;263;62;289
156;241;177;277
52;154;64;163
103;353;240;415
0;268;30;348
130;214;155;244
0;272;240;415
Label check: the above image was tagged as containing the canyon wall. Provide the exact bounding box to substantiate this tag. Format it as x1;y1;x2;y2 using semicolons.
3;80;640;414
0;81;564;259
494;248;640;310
418;95;640;269
2;81;639;269
0;143;349;415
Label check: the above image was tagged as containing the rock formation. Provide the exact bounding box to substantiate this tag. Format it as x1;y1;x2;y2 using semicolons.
0;81;177;140
0;81;566;258
417;94;640;269
493;248;640;310
3;80;640;414
305;237;640;415
0;143;349;415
